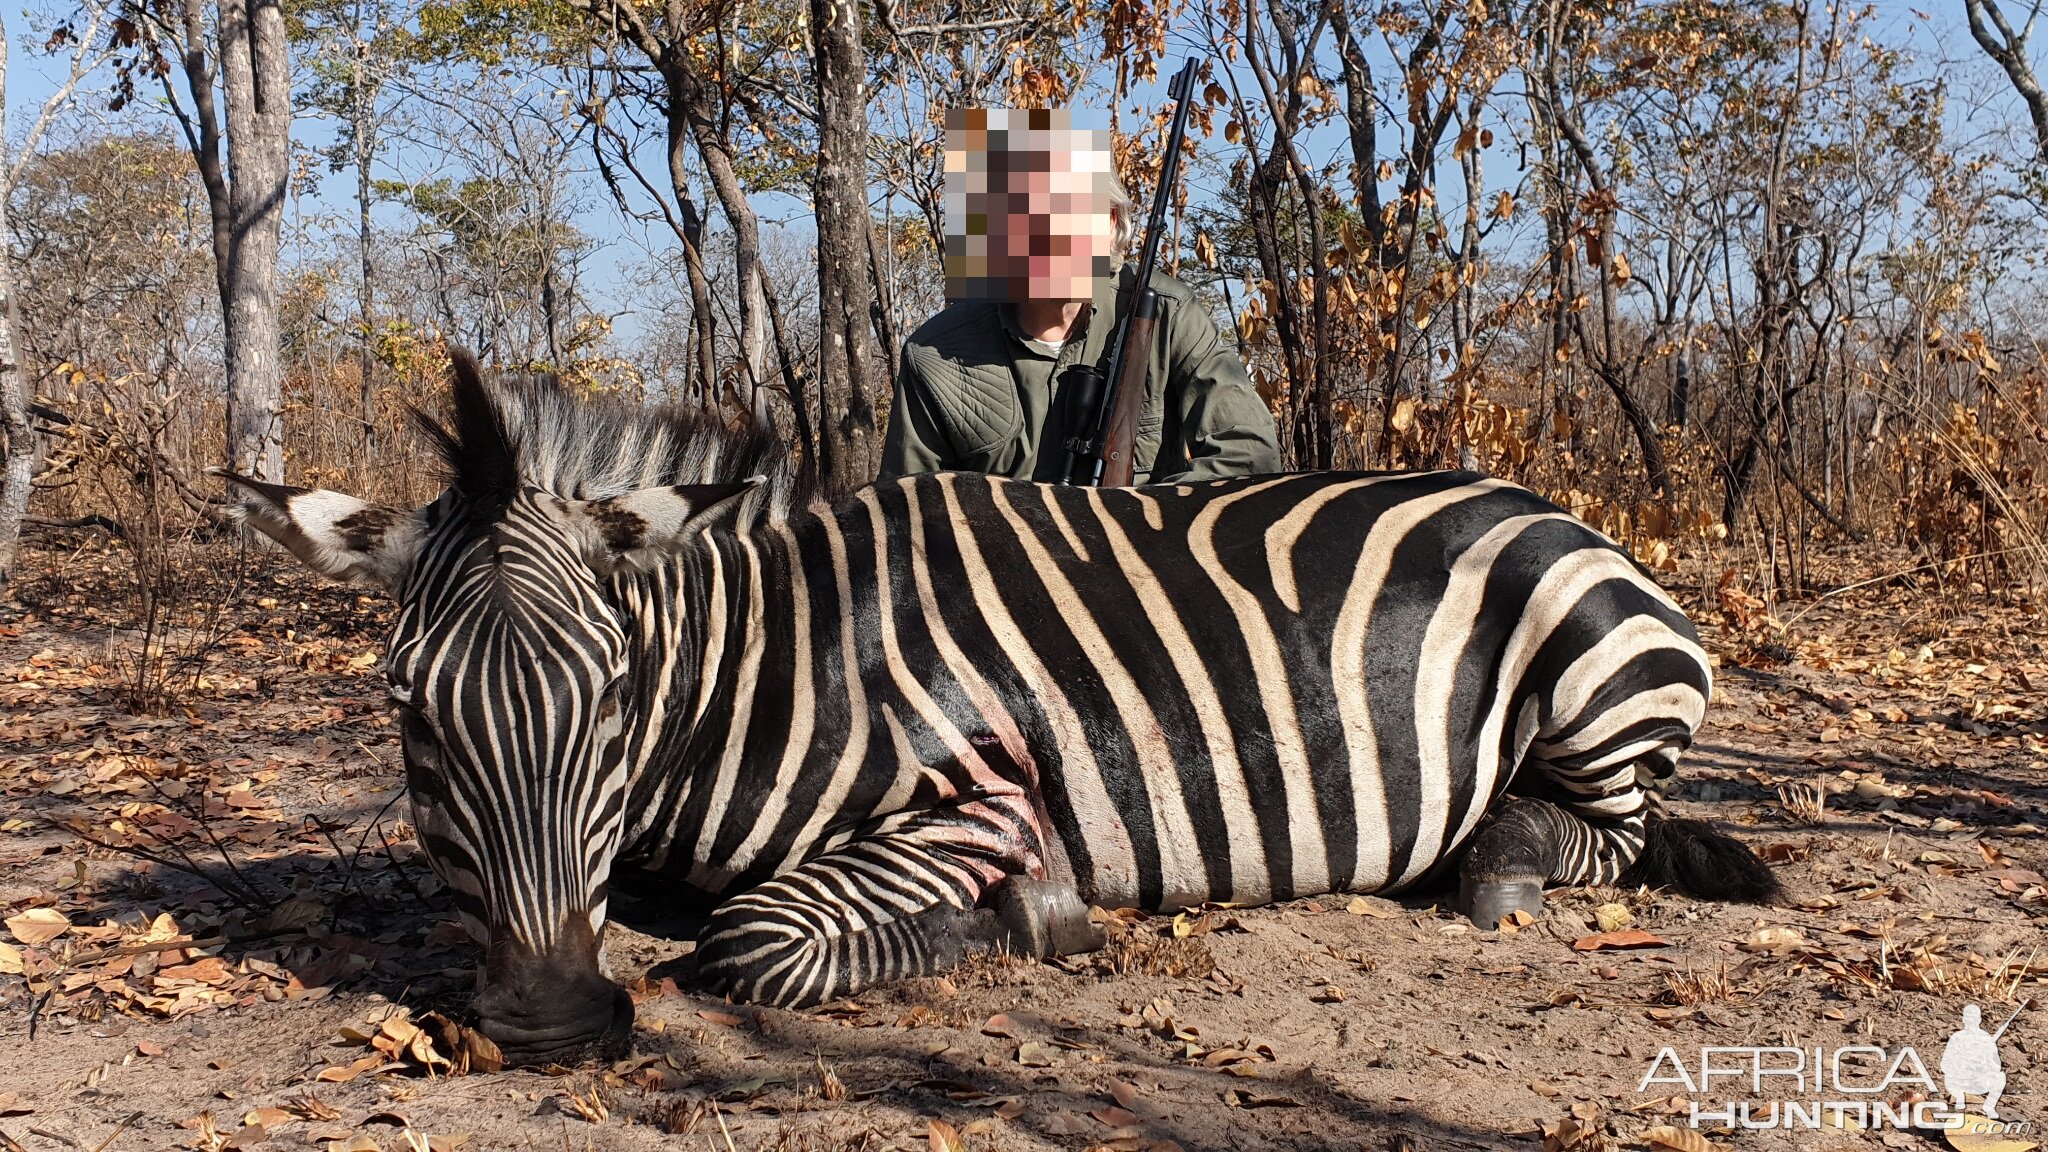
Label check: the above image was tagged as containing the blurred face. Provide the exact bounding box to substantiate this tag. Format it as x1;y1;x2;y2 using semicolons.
945;108;1116;303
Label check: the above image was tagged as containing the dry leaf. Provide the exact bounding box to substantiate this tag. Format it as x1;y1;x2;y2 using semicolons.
0;941;22;975
1594;903;1634;932
1740;926;1805;955
981;1013;1015;1038
1016;1041;1059;1067
1571;930;1668;952
1640;1125;1713;1152
314;1055;383;1083
5;907;70;945
927;1118;966;1152
1346;896;1391;918
697;1010;745;1027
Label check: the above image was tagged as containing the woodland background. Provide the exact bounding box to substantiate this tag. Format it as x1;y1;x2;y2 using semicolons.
2;4;2047;1147
0;0;2044;701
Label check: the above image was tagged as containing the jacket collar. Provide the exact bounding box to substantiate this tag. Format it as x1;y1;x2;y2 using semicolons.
994;270;1128;360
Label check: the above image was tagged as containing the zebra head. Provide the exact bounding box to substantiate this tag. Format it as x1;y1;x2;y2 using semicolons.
224;354;777;1064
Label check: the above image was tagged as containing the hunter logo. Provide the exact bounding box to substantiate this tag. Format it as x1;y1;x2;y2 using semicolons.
1944;1004;2010;1119
1639;1001;2031;1132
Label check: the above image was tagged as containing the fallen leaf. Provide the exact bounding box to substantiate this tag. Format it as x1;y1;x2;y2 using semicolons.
241;1108;293;1128
981;1013;1016;1038
1015;1041;1059;1067
697;1010;745;1027
1090;1105;1139;1127
0;941;21;975
1570;930;1668;952
314;1055;383;1083
5;907;70;945
927;1118;965;1152
1740;926;1806;955
1346;896;1392;918
1594;903;1634;932
1640;1125;1714;1152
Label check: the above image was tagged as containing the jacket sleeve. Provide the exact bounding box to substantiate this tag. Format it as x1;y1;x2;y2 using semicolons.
1157;294;1285;483
878;346;956;480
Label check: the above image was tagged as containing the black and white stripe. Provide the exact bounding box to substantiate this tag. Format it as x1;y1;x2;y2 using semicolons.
235;366;1721;1015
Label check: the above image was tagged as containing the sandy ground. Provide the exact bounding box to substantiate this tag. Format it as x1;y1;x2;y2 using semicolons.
1;543;2043;1152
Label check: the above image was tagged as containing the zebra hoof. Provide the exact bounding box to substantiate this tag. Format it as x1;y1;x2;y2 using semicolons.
1460;876;1545;930
989;876;1106;959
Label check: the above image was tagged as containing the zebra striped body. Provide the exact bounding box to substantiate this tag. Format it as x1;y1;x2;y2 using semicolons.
596;470;1708;1004
229;366;1736;1056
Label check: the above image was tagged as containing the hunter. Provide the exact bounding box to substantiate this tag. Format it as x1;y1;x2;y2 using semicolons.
878;108;1282;484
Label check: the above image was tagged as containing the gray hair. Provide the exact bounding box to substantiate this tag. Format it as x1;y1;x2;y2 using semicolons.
1106;166;1137;273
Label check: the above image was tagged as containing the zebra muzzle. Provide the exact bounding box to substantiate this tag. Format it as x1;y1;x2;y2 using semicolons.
471;922;635;1066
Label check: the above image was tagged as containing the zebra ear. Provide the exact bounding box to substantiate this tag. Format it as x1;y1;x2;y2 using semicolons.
572;477;764;574
214;469;423;592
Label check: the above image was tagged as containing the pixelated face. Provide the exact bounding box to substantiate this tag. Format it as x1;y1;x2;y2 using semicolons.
945;108;1117;303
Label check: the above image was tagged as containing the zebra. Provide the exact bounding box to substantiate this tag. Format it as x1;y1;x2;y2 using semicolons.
223;354;1779;1065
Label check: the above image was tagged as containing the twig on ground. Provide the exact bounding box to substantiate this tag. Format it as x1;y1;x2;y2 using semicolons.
87;1112;139;1152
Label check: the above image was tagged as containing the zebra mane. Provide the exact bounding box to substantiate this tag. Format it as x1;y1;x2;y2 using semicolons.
413;351;803;525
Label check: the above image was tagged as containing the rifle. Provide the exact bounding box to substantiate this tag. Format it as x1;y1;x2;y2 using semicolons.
1061;57;1202;487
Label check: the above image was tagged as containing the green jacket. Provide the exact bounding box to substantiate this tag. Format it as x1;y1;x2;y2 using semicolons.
879;267;1284;485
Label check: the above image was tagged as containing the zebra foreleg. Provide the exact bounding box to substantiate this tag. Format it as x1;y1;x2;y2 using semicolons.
692;840;1101;1008
1456;796;1648;928
986;874;1106;959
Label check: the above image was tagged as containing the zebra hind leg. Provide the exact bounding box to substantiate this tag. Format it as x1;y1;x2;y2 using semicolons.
1456;798;1562;929
1456;796;1646;929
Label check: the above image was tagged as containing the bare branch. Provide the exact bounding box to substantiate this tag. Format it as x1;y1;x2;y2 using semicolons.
1965;0;2048;159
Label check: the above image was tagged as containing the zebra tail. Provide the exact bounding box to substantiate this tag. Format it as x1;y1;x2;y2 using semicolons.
1621;815;1784;904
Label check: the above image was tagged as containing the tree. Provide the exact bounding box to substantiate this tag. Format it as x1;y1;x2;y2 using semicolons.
809;0;879;493
1;1;122;586
1966;0;2048;161
297;0;418;462
134;0;292;482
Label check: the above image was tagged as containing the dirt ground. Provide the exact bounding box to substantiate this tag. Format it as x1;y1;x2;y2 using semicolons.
1;541;2044;1152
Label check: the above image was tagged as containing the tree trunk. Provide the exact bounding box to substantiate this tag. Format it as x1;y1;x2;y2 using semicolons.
0;14;37;587
353;35;378;464
811;0;880;494
218;0;289;482
674;65;771;412
865;215;900;401
661;100;718;412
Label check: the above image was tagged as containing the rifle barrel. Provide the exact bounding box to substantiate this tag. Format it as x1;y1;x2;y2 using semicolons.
1070;57;1203;487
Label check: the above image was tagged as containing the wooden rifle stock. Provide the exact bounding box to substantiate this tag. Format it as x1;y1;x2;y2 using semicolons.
1098;303;1157;487
1062;56;1201;488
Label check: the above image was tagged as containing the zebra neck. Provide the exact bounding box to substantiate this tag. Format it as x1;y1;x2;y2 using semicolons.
612;520;800;878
